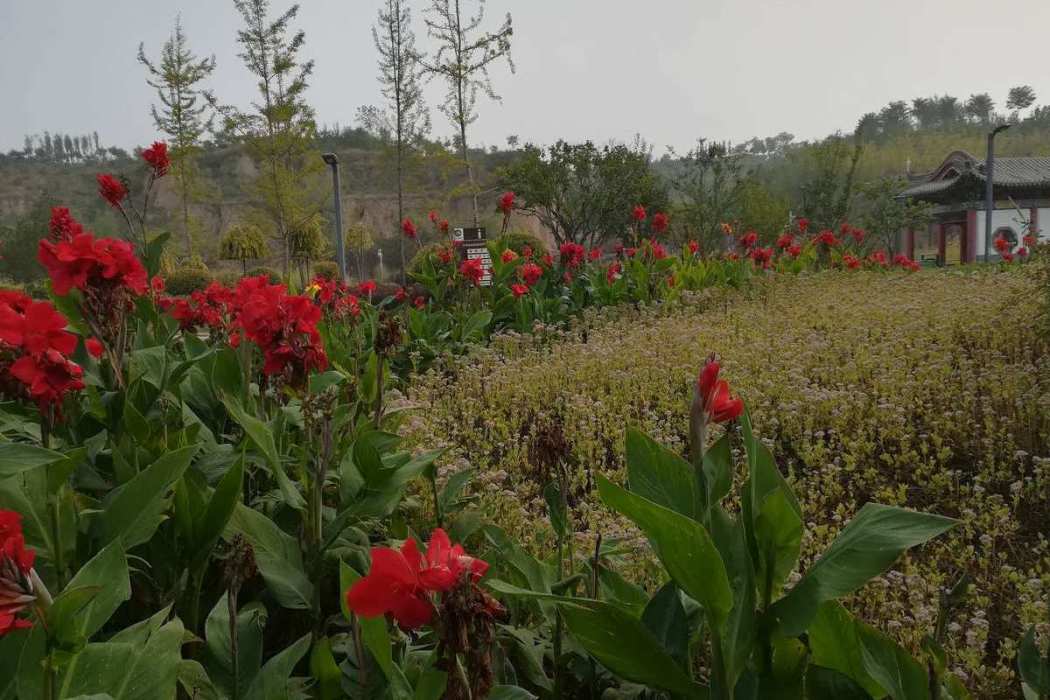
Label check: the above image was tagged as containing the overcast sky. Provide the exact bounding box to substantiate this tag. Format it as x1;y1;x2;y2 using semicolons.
3;0;1050;155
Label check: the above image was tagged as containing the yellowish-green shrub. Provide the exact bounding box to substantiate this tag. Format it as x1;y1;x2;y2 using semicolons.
404;269;1049;698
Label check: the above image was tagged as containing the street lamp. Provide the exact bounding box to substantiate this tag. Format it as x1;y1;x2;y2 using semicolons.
984;124;1011;262
321;152;348;281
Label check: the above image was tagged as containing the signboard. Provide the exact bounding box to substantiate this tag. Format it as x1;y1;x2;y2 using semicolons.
455;227;492;287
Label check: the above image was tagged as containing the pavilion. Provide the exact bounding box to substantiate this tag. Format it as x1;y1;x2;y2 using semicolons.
896;150;1050;264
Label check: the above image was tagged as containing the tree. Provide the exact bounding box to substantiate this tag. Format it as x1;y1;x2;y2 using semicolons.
795;131;864;230
857;177;933;254
138;16;217;256
208;0;324;280
1006;85;1036;111
502;140;667;247
965;93;995;125
879;101;913;135
367;0;430;283
219;223;269;273
419;0;514;226
667;140;751;249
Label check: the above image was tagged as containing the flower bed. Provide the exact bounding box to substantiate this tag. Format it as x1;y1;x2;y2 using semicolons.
404;269;1050;697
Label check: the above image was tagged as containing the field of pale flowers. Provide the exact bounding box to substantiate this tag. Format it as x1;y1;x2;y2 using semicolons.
404;268;1050;698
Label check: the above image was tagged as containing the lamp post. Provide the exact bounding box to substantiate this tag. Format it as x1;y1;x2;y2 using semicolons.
321;153;347;281
984;124;1011;262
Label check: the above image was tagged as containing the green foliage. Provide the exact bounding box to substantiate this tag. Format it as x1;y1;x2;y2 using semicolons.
247;266;282;284
164;266;213;295
220;223;269;263
502;140;668;246
312;260;340;280
496;230;548;256
856;177;934;253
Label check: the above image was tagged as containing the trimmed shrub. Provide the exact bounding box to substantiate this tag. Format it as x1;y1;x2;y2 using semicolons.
497;230;549;256
313;261;340;280
219;223;269;265
165;267;213;296
247;266;283;284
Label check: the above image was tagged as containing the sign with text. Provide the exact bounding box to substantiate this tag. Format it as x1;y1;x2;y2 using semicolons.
455;227;492;287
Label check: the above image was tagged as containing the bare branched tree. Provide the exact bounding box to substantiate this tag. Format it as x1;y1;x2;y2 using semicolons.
138;16;217;256
419;0;513;226
366;0;430;282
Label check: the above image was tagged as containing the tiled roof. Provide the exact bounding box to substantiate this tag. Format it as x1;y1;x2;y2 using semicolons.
899;153;1050;199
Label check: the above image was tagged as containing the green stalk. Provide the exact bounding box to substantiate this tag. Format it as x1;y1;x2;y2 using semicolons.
710;629;730;700
228;586;240;700
429;472;444;529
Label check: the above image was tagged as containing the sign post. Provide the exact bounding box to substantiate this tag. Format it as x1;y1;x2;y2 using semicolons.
454;227;493;286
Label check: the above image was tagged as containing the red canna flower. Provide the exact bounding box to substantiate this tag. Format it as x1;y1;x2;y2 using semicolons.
749;246;773;268
233;276;328;385
993;236;1011;254
842;253;861;270
867;250;888;267
498;192;516;215
428;210;439;224
775;232;794;250
437;247;454;264
402;218;417;240
542;253;554;267
1002;252;1015;263
394;287;407;302
738;231;758;250
631;205;647;223
9;350;85;410
346;528;487;631
150;275;165;294
797;217;810;233
141;141;170;177
606;261;622;283
38;230;148;297
651;212;669;234
413;295;426;310
787;244;802;258
0;299;78;356
459;258;485;286
688;240;700;255
96;174;128;208
85;337;104;359
501;249;518;264
520;262;543;286
588;247;602;261
522;245;533;259
48;207;83;241
558;242;585;268
695;356;744;424
439;219;449;234
510;283;528;298
814;229;839;247
647;239;667;260
357;280;377;297
1018;246;1030;258
892;253;920;272
1023;234;1036;247
0;510;37;636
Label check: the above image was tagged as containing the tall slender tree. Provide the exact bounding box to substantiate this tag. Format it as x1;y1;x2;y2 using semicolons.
367;0;430;282
420;0;513;226
208;0;323;281
138;16;217;256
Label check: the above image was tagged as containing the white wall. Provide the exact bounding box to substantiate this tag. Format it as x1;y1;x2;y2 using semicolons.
975;208;1040;258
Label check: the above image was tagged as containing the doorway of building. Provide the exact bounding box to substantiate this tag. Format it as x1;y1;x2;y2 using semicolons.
943;220;965;265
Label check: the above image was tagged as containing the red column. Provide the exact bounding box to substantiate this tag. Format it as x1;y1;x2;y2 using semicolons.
966;209;978;263
1031;208;1040;238
933;222;944;264
905;228;915;258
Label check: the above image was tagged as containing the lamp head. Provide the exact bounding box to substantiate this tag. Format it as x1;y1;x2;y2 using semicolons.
322;152;338;166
